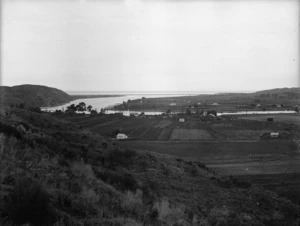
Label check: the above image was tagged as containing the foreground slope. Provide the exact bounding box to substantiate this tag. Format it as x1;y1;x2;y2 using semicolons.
0;108;300;225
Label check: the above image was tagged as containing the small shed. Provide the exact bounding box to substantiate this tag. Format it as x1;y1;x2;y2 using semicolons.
179;118;185;123
270;132;279;138
116;133;128;140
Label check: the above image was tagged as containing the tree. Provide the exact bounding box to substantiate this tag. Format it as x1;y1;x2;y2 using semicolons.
186;108;191;115
87;105;92;112
19;103;25;109
76;102;86;111
166;109;171;114
91;109;97;115
207;110;217;116
122;101;128;109
66;104;76;112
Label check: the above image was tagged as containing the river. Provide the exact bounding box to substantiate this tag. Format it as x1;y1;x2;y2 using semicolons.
41;92;196;114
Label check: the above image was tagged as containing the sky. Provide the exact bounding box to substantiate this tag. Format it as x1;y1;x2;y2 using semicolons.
1;0;299;92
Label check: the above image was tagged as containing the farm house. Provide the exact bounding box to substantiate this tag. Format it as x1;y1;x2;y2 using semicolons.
116;133;128;139
179;118;185;122
270;132;279;138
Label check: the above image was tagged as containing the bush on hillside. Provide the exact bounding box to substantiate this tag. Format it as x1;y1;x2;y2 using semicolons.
2;177;56;225
121;189;144;216
0;122;22;139
106;148;137;168
96;170;138;191
71;161;95;180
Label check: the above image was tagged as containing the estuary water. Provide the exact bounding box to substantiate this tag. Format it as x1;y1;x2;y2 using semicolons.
41;91;198;113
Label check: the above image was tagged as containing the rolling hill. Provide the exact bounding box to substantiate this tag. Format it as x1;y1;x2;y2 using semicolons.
0;84;72;107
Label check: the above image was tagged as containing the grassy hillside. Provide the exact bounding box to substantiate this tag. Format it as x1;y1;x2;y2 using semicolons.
0;107;300;225
0;84;72;108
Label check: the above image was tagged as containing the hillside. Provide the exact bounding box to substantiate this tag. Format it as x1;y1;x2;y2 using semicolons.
252;87;300;100
111;87;300;112
0;84;72;108
0;107;299;225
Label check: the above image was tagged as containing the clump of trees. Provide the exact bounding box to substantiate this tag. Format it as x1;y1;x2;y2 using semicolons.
65;102;97;114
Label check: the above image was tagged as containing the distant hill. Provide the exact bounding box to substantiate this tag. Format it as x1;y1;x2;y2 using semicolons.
0;84;72;107
253;87;300;99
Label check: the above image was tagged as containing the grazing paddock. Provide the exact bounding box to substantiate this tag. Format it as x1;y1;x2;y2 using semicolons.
215;130;270;140
154;120;173;128
157;127;173;140
239;114;300;125
118;140;298;162
169;129;213;140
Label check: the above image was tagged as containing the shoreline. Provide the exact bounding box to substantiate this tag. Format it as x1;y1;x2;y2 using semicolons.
70;94;124;100
40;94;125;108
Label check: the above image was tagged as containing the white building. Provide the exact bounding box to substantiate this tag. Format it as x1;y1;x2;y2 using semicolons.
270;132;279;138
116;133;128;139
179;118;185;122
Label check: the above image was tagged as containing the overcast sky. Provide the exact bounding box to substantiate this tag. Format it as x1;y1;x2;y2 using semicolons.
1;0;299;92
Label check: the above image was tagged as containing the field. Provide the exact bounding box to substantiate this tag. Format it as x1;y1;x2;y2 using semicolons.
58;110;300;204
117;139;300;203
239;114;300;125
169;129;213;140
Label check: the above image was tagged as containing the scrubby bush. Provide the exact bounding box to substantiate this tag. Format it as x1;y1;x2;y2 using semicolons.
153;199;185;224
121;189;143;216
106;149;137;168
98;170;138;191
0;122;22;139
3;177;56;225
71;161;95;180
184;164;199;177
208;206;230;226
78;186;99;216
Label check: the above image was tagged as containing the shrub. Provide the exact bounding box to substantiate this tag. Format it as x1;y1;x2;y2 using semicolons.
106;149;137;168
3;177;56;225
121;174;138;191
184;164;199;177
208;206;229;226
121;189;143;216
153;199;185;224
71;161;95;180
0;122;22;139
96;170;138;191
196;161;208;170
80;186;99;215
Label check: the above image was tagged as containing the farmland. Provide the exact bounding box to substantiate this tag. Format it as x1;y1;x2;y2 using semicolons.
56;88;300;206
59;111;300;205
62;113;298;141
